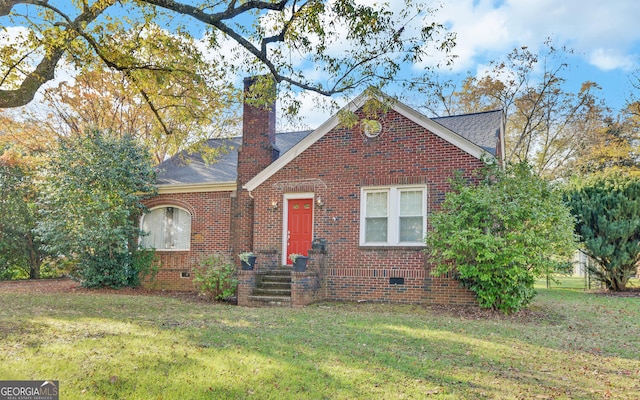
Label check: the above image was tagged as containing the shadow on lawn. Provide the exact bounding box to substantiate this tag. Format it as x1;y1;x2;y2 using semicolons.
1;280;639;399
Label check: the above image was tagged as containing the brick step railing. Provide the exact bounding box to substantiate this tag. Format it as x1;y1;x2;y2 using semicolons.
248;268;292;306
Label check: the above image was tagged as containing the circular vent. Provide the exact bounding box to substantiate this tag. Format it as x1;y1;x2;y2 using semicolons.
361;119;382;138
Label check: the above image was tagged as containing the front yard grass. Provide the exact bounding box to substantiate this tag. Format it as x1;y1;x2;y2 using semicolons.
0;283;638;399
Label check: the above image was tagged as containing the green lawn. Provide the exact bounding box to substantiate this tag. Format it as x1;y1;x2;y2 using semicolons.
535;275;640;290
1;284;639;399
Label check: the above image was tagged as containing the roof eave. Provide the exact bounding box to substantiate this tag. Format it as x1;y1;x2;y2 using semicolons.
244;91;497;192
244;92;371;192
157;181;236;194
393;101;494;161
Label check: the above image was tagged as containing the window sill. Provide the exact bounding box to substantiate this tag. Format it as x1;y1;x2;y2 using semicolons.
152;249;191;252
359;245;425;251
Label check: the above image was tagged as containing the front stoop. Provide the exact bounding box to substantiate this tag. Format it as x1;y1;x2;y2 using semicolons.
248;268;292;307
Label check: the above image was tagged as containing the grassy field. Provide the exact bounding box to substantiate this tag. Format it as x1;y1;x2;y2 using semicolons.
535;275;640;290
0;281;638;399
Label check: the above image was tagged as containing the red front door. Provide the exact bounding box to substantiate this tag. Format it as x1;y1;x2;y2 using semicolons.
287;198;313;264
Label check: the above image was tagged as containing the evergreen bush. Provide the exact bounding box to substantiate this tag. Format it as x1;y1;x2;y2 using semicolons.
565;174;640;291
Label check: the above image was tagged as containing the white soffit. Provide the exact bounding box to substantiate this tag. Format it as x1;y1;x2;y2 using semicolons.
157;182;236;194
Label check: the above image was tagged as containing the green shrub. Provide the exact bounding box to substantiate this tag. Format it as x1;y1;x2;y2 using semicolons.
565;174;640;291
0;264;29;280
36;130;156;288
192;253;238;300
427;162;576;313
128;248;159;287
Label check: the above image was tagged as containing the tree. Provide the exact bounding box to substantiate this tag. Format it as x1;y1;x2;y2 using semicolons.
0;112;52;279
0;0;455;112
568;114;640;176
565;174;640;291
36;130;157;288
427;162;576;313
0;148;45;279
598;76;640;175
36;64;239;163
420;41;609;179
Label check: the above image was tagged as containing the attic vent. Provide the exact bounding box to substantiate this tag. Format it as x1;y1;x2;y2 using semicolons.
361;119;382;138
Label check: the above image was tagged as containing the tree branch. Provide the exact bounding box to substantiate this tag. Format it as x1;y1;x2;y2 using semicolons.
139;0;341;95
122;70;172;137
0;0;113;108
2;0;432;109
0;46;65;108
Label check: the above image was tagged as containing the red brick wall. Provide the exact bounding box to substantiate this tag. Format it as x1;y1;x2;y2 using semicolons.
231;77;277;260
237;76;276;183
250;108;483;305
142;191;232;291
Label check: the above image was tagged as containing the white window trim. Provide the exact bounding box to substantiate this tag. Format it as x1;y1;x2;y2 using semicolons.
140;205;192;252
359;185;427;247
281;192;315;265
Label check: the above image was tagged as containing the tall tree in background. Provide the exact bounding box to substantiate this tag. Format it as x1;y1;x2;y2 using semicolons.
36;130;157;288
565;174;640;291
37;61;239;163
0;0;456;116
0;113;51;279
567;63;640;175
421;41;609;179
0;148;45;279
568;114;639;176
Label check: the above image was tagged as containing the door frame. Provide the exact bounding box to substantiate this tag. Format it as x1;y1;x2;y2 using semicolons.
282;192;315;265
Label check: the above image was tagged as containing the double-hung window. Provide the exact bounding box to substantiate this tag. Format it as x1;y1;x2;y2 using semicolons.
140;206;191;250
360;186;426;246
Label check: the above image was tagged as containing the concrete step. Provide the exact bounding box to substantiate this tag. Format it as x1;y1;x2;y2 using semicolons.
248;295;292;307
251;267;292;304
253;288;292;296
259;281;292;289
262;268;293;275
261;275;292;284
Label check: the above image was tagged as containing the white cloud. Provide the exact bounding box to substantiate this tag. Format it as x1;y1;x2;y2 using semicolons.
417;0;511;72
277;90;347;131
505;0;640;52
423;0;640;73
589;49;636;72
0;26;29;43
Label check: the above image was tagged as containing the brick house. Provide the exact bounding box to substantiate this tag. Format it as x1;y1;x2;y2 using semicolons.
142;77;504;307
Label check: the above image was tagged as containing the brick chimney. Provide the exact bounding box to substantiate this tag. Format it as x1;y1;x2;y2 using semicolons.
237;75;277;186
230;75;277;259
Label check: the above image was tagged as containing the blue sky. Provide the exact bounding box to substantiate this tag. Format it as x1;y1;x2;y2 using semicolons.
429;0;639;109
278;0;640;128
439;0;640;101
3;0;639;129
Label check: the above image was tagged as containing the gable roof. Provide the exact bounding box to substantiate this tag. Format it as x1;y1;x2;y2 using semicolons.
244;92;502;191
155;131;312;191
155;91;503;192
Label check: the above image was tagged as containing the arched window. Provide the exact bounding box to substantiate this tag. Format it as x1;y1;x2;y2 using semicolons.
141;206;191;250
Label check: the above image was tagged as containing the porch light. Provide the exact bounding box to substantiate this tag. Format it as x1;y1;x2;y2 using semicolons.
269;200;278;211
316;196;324;208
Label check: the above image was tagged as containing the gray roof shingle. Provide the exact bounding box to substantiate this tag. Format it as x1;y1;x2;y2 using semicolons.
156;131;313;185
156;110;502;186
432;109;502;156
